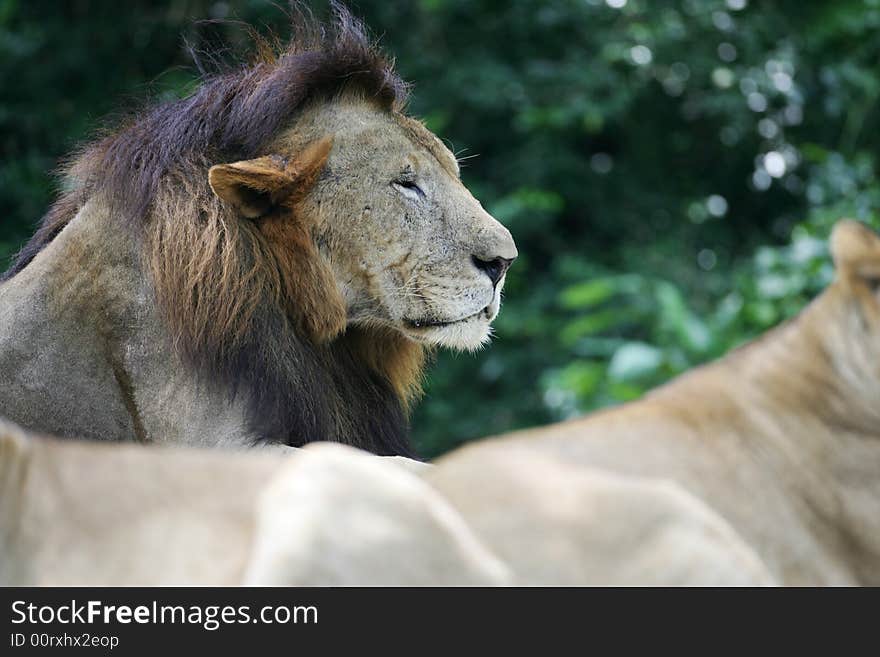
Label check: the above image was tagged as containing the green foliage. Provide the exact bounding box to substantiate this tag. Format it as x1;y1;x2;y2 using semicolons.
1;1;878;457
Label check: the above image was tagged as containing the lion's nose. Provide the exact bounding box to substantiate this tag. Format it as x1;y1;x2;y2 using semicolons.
472;255;515;286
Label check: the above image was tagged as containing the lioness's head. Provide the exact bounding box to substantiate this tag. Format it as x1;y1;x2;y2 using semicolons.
209;94;516;351
819;219;880;400
831;219;880;327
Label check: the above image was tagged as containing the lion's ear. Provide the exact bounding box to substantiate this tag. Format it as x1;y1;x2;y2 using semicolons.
208;136;333;219
831;220;880;290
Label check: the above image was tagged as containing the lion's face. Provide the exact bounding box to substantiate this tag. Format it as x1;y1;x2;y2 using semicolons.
290;97;517;350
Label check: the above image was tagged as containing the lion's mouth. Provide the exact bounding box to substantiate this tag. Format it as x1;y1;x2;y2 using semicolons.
404;308;489;329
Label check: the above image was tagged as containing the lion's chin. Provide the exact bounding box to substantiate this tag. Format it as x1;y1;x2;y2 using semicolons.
402;314;493;352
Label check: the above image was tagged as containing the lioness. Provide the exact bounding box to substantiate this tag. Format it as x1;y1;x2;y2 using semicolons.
0;7;516;457
0;419;510;586
426;220;880;585
2;417;772;586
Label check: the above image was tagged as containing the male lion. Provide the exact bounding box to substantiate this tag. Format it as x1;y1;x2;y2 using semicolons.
0;6;516;457
426;220;880;585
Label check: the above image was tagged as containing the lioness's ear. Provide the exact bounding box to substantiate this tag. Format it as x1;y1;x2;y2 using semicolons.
831;219;880;288
208;136;333;219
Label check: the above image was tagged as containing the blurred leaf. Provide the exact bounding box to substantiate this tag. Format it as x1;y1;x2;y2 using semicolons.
558;278;616;309
607;342;663;383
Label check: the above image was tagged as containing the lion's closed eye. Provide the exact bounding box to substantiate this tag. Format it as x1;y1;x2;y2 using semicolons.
392;179;425;201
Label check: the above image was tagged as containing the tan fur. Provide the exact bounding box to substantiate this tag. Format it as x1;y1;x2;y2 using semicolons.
204;137;347;343
428;219;880;585
147;138;340;359
275;95;518;351
343;326;427;409
147;180;269;362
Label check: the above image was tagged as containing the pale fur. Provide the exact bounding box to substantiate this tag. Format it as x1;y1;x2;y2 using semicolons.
242;444;512;586
1;418;770;586
426;447;775;585
0;421;512;586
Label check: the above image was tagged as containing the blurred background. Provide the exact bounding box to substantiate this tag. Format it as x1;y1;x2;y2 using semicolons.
1;0;878;457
